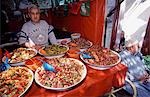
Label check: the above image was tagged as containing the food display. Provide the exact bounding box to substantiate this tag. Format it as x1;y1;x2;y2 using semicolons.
67;48;80;59
57;38;71;45
0;67;34;97
35;58;87;91
80;45;121;70
25;57;44;71
39;44;69;58
6;48;37;65
68;38;92;49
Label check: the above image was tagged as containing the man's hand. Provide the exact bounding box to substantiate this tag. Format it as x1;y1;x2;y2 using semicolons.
32;45;43;50
25;38;35;48
25;42;34;48
139;73;150;83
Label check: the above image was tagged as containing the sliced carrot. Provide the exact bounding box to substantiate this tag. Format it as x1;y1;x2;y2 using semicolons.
40;49;47;55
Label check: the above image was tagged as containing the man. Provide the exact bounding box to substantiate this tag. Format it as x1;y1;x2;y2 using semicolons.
113;31;125;52
119;39;150;97
18;4;57;48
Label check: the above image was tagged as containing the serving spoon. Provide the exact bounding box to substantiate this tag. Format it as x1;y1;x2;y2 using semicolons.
36;58;56;73
78;52;94;59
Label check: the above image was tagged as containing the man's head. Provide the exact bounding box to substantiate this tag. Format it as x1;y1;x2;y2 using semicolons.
28;5;40;23
120;31;125;38
125;39;139;54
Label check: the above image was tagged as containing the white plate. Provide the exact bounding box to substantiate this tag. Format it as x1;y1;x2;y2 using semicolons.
0;67;34;97
80;41;93;52
34;58;87;91
2;48;37;66
80;50;121;70
38;45;69;59
57;38;71;45
68;40;93;52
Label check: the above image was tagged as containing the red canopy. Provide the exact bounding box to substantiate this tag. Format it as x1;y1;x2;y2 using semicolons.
50;0;105;45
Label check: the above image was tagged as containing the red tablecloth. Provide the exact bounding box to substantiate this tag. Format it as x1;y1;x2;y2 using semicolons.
25;63;127;97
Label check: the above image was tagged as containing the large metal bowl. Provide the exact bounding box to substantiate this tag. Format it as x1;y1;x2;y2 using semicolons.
34;58;87;91
80;50;121;70
38;44;69;59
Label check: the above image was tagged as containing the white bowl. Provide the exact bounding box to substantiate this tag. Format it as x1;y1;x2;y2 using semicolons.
57;38;71;45
71;33;81;40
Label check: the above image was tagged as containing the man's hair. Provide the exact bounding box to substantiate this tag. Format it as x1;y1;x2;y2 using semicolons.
122;30;125;33
28;4;40;13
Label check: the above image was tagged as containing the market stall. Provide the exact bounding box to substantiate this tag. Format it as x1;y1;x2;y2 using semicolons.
0;0;128;97
0;43;127;97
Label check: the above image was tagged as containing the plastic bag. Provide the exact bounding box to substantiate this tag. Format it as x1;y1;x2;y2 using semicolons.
80;0;90;16
0;57;11;72
69;2;82;15
51;0;59;8
37;0;52;9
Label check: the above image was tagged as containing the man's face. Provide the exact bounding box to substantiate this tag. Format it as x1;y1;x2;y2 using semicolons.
131;44;139;54
120;32;124;38
29;8;40;23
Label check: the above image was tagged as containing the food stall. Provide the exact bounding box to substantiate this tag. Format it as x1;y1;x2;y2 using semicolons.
0;0;128;97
